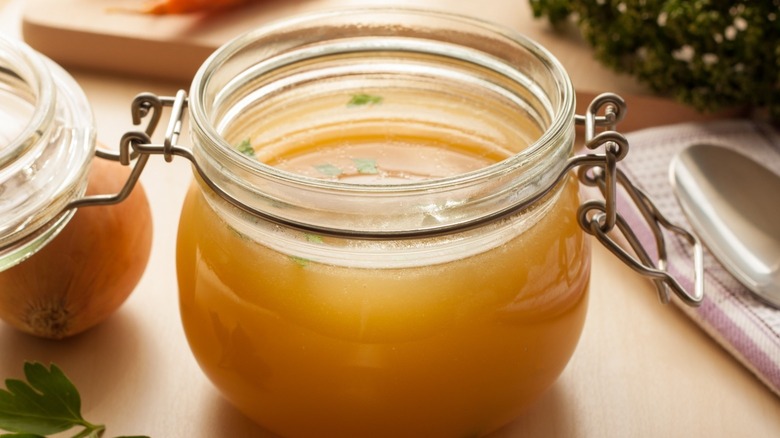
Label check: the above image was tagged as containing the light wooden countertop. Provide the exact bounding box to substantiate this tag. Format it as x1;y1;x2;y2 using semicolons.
1;1;778;437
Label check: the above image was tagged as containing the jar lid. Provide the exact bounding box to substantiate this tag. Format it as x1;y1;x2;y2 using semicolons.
0;36;95;270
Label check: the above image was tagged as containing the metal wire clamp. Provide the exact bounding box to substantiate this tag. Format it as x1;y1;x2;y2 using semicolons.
65;90;704;307
573;94;704;306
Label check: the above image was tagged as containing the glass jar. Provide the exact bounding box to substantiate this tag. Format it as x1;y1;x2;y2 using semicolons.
0;37;154;340
0;36;95;271
177;9;586;437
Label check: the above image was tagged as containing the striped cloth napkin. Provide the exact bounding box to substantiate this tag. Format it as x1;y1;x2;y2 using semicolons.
608;119;780;397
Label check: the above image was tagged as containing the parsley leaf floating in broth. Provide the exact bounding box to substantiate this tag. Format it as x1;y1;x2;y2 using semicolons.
353;158;379;174
236;138;255;158
347;93;383;107
314;163;343;177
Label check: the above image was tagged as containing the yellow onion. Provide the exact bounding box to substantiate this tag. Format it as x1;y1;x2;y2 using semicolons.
0;157;153;339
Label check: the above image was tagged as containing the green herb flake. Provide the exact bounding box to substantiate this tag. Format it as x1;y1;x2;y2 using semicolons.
347;93;383;107
353;158;378;174
0;362;149;438
304;234;324;244
314;163;343;177
236;138;255;158
290;256;310;267
227;224;250;242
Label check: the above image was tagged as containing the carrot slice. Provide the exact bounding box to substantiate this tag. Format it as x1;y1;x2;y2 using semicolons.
143;0;249;14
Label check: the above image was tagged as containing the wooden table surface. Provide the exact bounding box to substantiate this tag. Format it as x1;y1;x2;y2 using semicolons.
1;0;779;437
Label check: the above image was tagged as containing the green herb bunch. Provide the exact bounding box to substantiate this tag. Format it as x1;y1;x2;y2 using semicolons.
530;0;780;119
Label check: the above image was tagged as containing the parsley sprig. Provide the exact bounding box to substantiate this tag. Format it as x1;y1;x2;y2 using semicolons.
0;362;148;438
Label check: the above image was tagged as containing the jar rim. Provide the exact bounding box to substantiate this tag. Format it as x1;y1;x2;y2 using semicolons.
189;7;575;193
0;36;95;269
0;36;55;169
187;7;577;238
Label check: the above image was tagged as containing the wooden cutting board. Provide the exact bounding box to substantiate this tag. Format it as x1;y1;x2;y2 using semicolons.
21;0;642;87
21;0;725;131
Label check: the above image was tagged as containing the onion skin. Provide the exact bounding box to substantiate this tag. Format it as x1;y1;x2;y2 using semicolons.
0;157;153;339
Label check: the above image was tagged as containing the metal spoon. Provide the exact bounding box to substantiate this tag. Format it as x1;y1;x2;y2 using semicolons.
670;143;780;308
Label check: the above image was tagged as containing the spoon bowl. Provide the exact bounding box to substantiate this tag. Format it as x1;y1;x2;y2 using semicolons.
670;143;780;308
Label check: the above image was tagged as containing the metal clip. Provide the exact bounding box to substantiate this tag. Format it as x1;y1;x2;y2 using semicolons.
65;91;189;210
63;89;703;307
573;93;704;306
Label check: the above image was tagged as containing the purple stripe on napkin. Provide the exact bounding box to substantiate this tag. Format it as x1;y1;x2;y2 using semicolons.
605;120;780;396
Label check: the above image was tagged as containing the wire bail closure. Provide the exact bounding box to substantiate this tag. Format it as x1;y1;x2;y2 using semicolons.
573;94;704;307
62;91;704;307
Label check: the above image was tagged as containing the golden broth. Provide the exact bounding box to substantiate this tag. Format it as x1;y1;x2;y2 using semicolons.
176;130;589;437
